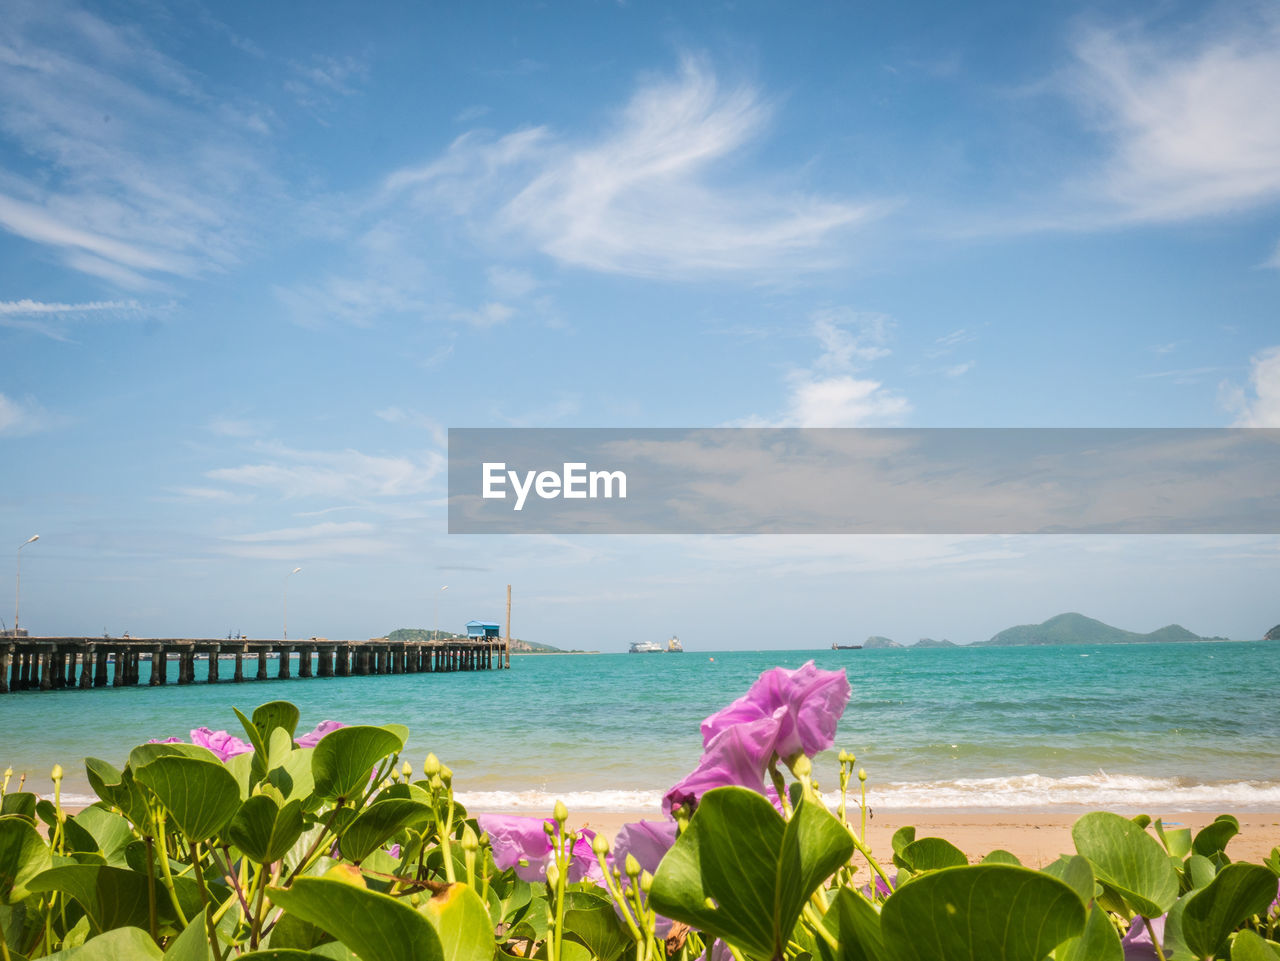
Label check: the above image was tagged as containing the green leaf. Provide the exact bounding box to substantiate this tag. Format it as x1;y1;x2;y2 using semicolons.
981;850;1021;866
229;795;306;864
879;864;1084;961
240;952;345;960
1194;816;1240;860
890;827;916;858
1;792;37;821
267;747;318;810
1231;930;1280;961
896;838;968;872
1182;863;1279;960
163;907;215;961
1155;820;1193;859
562;892;630;961
135;756;242;842
128;743;222;769
823;888;886;961
422;883;496;961
1072;812;1179;917
1187;854;1217;891
28;864;151;933
1040;855;1094;907
648;787;854;961
339;800;432;863
44;926;163;960
311;727;404;803
267;876;444;961
1055;903;1122;961
70;808;134;866
0;815;53;903
255;701;302;742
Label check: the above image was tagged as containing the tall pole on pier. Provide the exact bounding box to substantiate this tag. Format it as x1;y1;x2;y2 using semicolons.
14;534;38;635
434;585;448;640
284;567;301;639
505;584;511;668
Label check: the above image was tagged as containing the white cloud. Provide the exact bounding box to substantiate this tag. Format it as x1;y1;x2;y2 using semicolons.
0;296;157;339
378;56;883;280
945;361;975;378
454;301;514;329
0;393;61;436
206;442;444;500
1225;346;1280;426
0;0;275;285
1067;12;1280;222
738;309;910;427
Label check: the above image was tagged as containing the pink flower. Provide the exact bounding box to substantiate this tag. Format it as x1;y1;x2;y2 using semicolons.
612;820;679;934
190;728;253;762
477;813;603;883
1121;916;1166;961
700;661;850;760
295;720;344;748
663;714;783;815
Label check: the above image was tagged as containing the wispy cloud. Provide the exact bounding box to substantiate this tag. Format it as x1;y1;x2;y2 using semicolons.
1223;346;1280;426
0;392;63;436
206;442;444;500
378;55;885;280
737;308;910;427
1063;10;1280;224
218;521;390;560
0;0;276;286
0;297;159;339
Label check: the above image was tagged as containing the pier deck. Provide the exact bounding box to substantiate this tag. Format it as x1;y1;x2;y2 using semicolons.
0;636;508;692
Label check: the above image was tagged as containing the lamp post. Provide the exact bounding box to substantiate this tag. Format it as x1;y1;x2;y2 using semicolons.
284;567;301;640
434;585;448;640
15;534;38;635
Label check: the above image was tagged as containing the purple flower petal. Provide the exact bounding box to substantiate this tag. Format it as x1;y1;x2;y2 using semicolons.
701;661;850;760
295;720;344;749
664;712;784;815
613;820;679;934
478;813;601;883
189;728;253;763
1121;916;1166;961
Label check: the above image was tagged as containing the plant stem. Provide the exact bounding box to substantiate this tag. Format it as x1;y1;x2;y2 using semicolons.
145;834;160;943
153;812;190;927
1142;917;1168;961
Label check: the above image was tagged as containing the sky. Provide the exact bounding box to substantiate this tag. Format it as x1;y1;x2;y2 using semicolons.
1;0;1278;650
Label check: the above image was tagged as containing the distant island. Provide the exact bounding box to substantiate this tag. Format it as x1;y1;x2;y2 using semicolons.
1266;624;1280;641
913;637;957;649
862;635;902;650
386;628;574;654
973;612;1208;647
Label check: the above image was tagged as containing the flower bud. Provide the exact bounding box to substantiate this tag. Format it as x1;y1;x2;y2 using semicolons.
401;761;413;780
791;755;812;778
390;767;402;783
429;775;445;792
461;824;479;852
639;870;653;893
51;764;64;782
624;853;641;878
545;861;560;887
440;764;453;785
592;833;610;857
553;800;568;825
544;820;557;837
857;768;867;782
424;753;441;777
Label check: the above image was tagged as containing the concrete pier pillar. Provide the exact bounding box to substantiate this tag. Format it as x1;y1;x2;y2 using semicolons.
79;646;93;687
0;649;9;693
207;646;220;683
233;648;244;682
151;647;165;685
278;647;291;679
336;645;349;676
257;650;269;680
39;651;52;690
298;646;313;678
6;649;17;691
318;647;332;677
93;649;107;686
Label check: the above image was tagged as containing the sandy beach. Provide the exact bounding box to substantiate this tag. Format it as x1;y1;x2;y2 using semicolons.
565;810;1280;868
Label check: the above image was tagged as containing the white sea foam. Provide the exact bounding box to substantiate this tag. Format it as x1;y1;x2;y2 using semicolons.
865;773;1280;811
456;789;664;812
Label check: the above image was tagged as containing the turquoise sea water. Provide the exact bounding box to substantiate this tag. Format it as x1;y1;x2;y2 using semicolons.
3;642;1279;813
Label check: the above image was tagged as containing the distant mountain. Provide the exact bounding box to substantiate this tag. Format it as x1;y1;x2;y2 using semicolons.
1266;624;1280;641
387;628;567;653
863;635;903;649
913;637;957;649
974;613;1204;647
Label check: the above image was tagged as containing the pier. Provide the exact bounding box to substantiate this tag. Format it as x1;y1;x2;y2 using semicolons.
0;635;509;693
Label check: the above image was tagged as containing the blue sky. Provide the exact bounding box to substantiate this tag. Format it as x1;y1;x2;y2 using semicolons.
2;0;1278;649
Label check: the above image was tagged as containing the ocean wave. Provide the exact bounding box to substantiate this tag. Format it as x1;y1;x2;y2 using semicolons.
866;773;1280;811
455;789;663;812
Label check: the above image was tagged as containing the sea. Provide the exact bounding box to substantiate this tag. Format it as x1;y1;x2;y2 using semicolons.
3;642;1279;815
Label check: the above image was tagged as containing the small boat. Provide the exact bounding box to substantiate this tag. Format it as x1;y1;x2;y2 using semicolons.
667;635;684;652
831;643;863;650
629;641;663;653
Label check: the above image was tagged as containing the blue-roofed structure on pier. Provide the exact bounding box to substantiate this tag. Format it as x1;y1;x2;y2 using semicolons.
466;620;501;639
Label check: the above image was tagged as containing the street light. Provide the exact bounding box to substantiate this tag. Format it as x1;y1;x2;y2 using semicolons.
434;585;448;640
284;567;302;639
14;534;38;636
